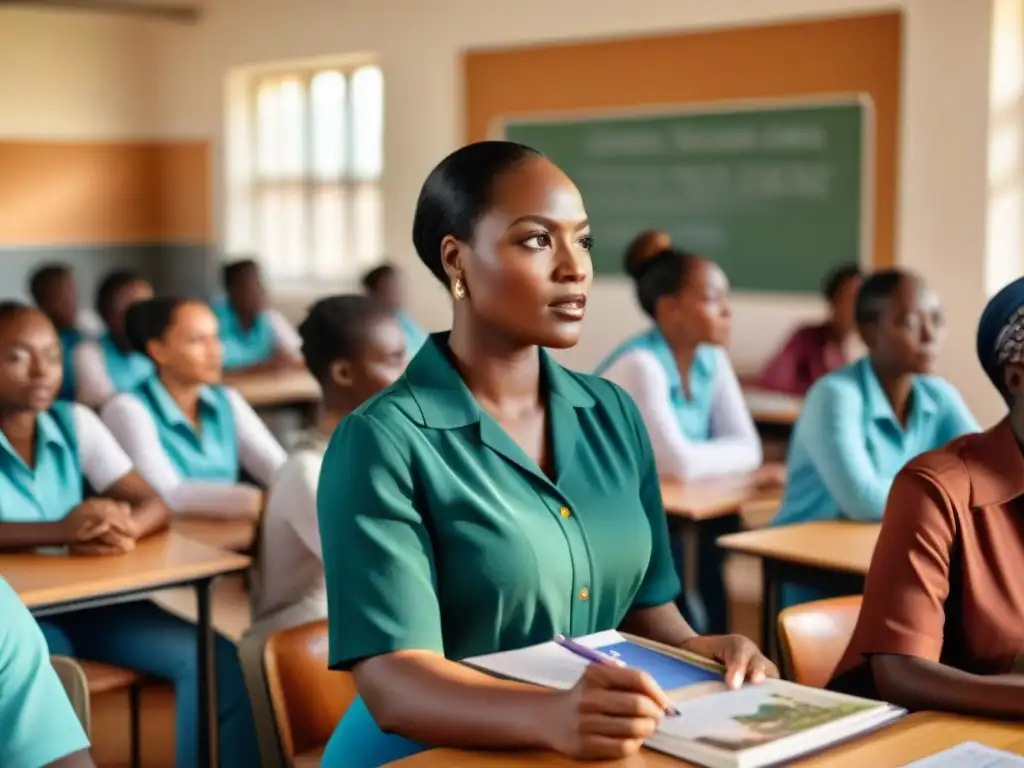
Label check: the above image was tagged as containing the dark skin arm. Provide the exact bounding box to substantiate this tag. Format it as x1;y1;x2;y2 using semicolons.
104;471;170;539
871;655;1024;719
0;499;125;551
354;652;561;749
621;603;778;689
47;750;97;768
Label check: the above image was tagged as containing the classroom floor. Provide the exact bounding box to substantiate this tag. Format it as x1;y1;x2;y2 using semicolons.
88;559;765;767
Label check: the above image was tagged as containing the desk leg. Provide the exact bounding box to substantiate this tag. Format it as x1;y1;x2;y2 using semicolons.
761;559;780;667
196;578;217;768
676;519;709;635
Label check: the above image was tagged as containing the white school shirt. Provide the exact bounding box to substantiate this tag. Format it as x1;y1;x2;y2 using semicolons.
598;342;762;482
249;431;328;632
101;387;286;517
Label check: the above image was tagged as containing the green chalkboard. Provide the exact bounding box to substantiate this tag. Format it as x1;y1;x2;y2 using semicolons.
504;100;869;294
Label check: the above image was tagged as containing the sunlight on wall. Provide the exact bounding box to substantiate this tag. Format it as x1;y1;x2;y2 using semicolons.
986;0;1024;296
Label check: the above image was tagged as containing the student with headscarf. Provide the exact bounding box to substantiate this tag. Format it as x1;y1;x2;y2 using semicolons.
771;269;979;608
828;276;1024;718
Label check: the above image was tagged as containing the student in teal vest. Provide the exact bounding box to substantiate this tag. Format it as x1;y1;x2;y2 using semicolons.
0;577;94;768
361;262;427;356
771;269;979;609
594;247;782;635
102;297;286;518
29;263;99;402
0;301;259;768
73;270;155;408
318;141;775;768
213;259;303;373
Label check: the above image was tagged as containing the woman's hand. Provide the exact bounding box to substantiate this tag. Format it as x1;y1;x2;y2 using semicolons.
753;463;787;490
539;662;673;760
680;635;778;689
61;499;134;543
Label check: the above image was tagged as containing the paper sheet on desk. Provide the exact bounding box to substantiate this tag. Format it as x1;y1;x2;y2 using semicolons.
904;742;1024;767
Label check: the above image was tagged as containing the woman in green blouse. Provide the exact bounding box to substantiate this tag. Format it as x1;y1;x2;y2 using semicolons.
317;141;775;766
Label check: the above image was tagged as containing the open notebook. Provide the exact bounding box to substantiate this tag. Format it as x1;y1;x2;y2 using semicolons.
464;630;905;768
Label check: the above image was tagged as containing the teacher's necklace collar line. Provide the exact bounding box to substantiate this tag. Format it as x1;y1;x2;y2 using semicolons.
405;332;594;430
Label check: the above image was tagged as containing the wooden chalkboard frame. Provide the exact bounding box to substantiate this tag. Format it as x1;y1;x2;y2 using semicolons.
491;94;875;295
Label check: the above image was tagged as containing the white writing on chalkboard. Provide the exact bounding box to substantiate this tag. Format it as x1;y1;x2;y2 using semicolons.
584;123;828;158
577;163;833;208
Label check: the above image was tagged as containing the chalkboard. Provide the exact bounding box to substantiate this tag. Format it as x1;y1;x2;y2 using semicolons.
503;100;870;293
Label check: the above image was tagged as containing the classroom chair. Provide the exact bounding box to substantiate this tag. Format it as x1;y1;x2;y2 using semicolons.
81;661;146;768
52;655;91;735
777;595;862;688
264;620;356;767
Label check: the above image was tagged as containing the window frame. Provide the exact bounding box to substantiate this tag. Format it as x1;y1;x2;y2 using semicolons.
247;62;383;287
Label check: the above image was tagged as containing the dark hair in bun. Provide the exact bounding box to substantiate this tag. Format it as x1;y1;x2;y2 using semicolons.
628;248;701;319
412;141;543;284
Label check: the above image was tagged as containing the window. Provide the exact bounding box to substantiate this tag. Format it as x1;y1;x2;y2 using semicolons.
252;65;383;282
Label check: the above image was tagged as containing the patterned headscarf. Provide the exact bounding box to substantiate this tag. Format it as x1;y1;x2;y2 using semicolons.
977;276;1024;401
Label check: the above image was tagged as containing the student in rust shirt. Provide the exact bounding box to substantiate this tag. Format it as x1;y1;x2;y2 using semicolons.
758;264;863;395
828;276;1024;718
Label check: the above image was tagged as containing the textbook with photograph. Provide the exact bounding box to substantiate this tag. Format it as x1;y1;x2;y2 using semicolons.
464;630;905;768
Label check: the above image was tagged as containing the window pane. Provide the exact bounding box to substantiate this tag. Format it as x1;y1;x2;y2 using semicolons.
312;185;347;279
257;186;307;280
256;81;282;177
351;66;383;179
311;70;346;179
352;182;382;268
277;78;306;177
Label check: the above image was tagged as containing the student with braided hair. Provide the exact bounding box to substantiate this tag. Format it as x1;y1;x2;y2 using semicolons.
239;294;407;767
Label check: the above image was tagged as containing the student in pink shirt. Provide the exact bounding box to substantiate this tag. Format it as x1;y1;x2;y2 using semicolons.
758;264;863;395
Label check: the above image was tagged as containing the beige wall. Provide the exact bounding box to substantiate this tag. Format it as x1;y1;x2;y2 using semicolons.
5;0;1003;425
148;0;1010;425
0;8;160;139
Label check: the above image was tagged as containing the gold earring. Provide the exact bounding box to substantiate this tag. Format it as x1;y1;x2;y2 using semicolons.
452;277;467;301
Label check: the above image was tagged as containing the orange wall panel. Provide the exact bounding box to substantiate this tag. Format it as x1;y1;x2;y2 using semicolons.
464;12;901;268
157;142;212;243
0;140;212;246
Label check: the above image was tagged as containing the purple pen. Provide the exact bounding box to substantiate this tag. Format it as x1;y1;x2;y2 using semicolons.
553;634;680;716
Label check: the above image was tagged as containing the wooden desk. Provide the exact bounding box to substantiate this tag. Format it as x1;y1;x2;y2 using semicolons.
386;712;1024;767
173;516;257;553
717;521;879;661
227;368;322;409
3;532;250;768
742;388;803;427
660;471;783;636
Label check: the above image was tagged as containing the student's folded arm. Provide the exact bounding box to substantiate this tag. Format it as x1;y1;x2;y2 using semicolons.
321;413;559;749
802;382;891;521
861;470;1024;717
72;342;114;410
74;404;169;537
101;396;262;519
603;352;757;482
225;389;287;487
708;350;762;472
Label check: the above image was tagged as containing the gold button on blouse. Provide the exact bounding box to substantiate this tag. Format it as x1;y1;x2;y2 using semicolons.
560;506;571;518
578;587;590;602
